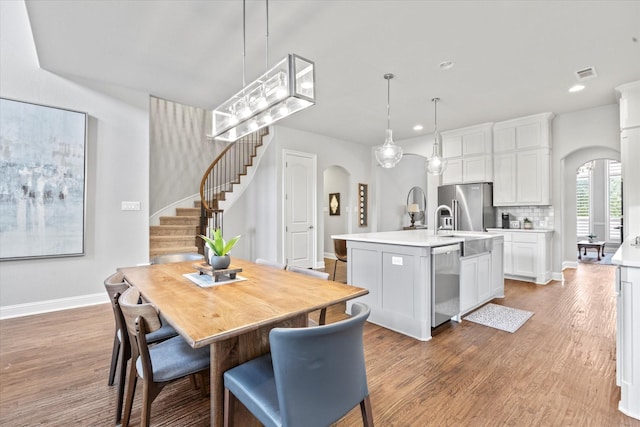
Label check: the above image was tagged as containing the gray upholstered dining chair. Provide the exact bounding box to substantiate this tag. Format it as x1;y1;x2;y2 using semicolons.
103;272;177;424
256;258;286;270
286;265;330;324
119;287;210;427
223;302;374;427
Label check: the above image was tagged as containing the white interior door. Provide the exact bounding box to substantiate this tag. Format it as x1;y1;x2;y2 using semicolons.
283;150;316;268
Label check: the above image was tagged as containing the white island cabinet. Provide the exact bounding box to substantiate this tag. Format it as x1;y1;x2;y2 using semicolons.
612;242;640;420
332;230;504;341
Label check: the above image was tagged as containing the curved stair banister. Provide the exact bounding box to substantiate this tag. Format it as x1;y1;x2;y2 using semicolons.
199;127;269;245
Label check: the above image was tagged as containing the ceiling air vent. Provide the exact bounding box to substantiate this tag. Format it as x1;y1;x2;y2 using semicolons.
575;66;597;81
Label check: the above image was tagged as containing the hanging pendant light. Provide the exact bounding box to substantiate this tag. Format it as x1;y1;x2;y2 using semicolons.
210;0;315;142
375;73;403;168
426;97;447;175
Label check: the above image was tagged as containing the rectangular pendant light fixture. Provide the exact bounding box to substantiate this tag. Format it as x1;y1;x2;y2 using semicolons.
210;53;315;142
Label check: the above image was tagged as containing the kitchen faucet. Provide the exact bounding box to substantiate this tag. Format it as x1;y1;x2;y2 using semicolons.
434;204;452;235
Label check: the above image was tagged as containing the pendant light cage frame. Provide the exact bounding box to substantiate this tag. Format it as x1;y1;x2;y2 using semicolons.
210;0;315;142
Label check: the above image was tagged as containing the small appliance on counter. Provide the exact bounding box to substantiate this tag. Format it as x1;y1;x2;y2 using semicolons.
501;213;510;229
510;220;521;229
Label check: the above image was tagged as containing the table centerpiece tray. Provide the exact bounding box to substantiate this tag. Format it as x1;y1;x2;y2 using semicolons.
193;263;243;282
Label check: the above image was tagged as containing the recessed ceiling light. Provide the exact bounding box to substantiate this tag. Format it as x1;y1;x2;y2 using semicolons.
569;83;585;93
413;124;424;131
439;60;454;70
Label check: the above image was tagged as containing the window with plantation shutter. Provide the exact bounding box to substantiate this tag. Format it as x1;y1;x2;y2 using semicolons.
607;160;622;243
576;167;590;238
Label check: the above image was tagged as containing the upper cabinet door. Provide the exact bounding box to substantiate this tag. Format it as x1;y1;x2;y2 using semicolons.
462;132;488;156
493;127;516;153
493;153;516;205
442;135;462;159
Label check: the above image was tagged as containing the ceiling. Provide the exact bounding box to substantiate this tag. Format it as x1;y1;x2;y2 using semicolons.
25;0;640;146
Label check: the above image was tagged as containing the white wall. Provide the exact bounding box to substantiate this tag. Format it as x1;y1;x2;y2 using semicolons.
0;1;150;315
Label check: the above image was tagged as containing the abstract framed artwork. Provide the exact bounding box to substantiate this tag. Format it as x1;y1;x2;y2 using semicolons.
0;98;88;260
329;192;340;216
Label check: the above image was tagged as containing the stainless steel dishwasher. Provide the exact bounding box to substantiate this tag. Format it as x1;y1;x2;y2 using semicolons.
431;243;461;328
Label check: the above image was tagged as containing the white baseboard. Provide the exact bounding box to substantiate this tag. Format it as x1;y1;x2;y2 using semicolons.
563;260;578;270
324;252;337;260
0;293;108;320
552;271;564;282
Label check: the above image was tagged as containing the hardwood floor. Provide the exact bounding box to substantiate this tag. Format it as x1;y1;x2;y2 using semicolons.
1;261;638;426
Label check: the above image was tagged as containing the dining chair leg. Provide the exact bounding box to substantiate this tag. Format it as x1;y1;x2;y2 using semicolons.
360;396;375;427
333;259;338;281
141;381;152;427
115;347;128;424
224;388;234;427
121;360;138;427
108;334;120;386
319;308;327;326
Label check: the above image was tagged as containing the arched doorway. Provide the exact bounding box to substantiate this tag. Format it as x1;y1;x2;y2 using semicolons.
576;159;622;252
323;165;350;259
560;147;620;268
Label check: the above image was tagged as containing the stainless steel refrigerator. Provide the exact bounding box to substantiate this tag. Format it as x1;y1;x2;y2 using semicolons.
437;183;495;232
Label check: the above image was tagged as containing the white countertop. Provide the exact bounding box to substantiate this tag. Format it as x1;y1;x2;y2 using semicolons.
486;227;554;234
612;239;640;268
332;229;500;247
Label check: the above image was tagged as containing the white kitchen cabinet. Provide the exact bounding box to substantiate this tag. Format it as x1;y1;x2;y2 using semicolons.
441;123;493;185
441;158;462;185
460;253;491;314
441;156;492;185
613;240;640;420
512;240;536;277
493;113;554;206
487;229;553;284
493;112;554;152
494;150;550;205
493;153;516;205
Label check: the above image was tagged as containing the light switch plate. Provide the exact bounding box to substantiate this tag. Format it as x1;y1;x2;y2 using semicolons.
121;201;140;211
391;256;403;266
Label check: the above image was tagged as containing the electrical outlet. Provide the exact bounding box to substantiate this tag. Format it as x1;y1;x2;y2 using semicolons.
391;256;403;266
121;201;140;211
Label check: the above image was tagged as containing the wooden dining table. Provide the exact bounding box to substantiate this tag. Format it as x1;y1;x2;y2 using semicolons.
117;258;368;426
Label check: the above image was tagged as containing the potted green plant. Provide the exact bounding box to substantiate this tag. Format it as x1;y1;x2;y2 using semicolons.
199;228;240;270
523;218;533;229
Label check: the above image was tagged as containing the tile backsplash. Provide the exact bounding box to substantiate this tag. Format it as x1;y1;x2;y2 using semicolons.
495;206;554;229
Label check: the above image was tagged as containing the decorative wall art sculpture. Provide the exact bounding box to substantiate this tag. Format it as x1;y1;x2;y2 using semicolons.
358;183;368;227
329;192;340;216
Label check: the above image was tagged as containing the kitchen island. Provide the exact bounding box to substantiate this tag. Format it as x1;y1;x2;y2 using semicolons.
332;230;504;341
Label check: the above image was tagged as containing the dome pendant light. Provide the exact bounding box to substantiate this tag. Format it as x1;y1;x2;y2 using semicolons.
375;73;403;168
426;97;447;175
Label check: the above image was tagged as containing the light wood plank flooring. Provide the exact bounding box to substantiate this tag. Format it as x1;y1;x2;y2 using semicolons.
1;261;638;426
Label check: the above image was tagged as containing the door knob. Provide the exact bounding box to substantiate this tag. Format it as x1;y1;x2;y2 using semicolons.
309;225;314;229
